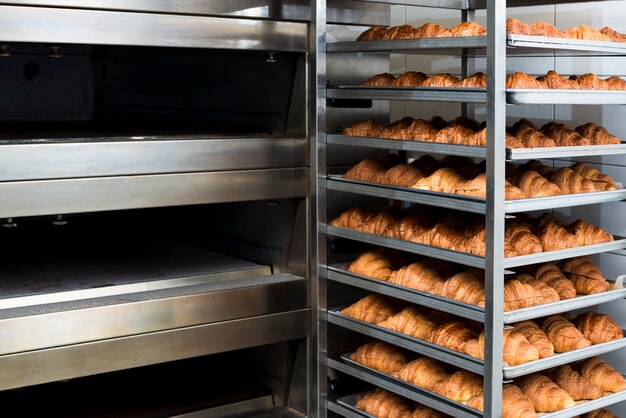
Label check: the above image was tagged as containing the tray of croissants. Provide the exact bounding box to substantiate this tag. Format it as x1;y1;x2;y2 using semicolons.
331;289;626;378
336;337;626;416
334;152;625;205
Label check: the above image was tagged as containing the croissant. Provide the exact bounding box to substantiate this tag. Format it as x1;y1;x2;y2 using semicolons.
340;294;398;325
449;21;486;37
570;162;617;190
512;125;557;148
554;364;604;400
559;257;610;295
466;384;538;418
380;24;419;41
414;22;452;38
505;222;544;255
409;404;446;418
582;409;620;418
395;357;449;391
385;216;431;242
378;307;439;341
428;321;478;352
573;311;624;344
575;122;621;145
454;174;527;200
566;24;612;42
514;274;561;305
503;278;546;311
506;18;532;36
432;370;484;403
355;388;413;418
344;118;385;137
434;125;476;145
357;25;389;41
387;262;445;294
330;207;373;230
411;167;465;194
518;159;553;178
541;315;592;352
536;221;580;251
579;356;626;392
534;263;577;300
517;374;576;412
576;73;611;90
403;118;439;140
349;251;395;281
507;72;548;89
383;163;425;187
459;72;487;89
550;167;597;194
464;329;540;366
421;73;461;88
567;219;614;246
362;72;397;87
362;211;401;236
601;25;626;43
510;170;562;197
513;320;555;358
606;75;626;90
538;70;580;90
344;159;386;183
439;272;486;307
349;340;408;375
542;122;592;146
391;71;429;87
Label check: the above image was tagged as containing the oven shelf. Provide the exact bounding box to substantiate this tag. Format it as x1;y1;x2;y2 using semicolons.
507;89;626;105
327;86;488;103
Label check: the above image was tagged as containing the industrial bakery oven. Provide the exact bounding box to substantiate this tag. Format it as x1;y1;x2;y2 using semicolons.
0;2;320;417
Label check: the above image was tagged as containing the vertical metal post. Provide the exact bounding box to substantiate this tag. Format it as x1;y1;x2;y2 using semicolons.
309;0;327;417
461;9;476;119
485;0;505;416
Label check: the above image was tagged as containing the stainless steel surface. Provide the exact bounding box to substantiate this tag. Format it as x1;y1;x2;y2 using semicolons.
540;388;626;418
507;89;626;105
328;86;487;103
0;5;307;51
471;0;611;8
0;167;308;218
326;265;485;322
327;175;626;214
174;395;275;418
507;34;626;54
0;308;310;391
349;0;468;8
327;36;486;54
328;400;371;418
507;143;626;160
329;357;481;418
327;134;488;158
0;136;307;181
503;333;626;379
328;308;484;374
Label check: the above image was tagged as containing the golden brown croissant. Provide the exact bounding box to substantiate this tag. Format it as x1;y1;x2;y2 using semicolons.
349;251;395;281
517;374;576;412
340;294;398;325
428;321;478;352
573;311;624;344
387;262;445;294
513;126;558;148
538;70;580;90
510;170;562;197
559;256;610;295
606;75;626;90
506;18;532;36
432;370;484;402
439;271;486;307
380;24;419;41
362;72;397;87
350;340;408;375
570;162;617;190
464;329;540;366
459;72;487;89
567;219;614;246
330;207;373;230
378;307;439;341
454;174;527;200
449;22;486;37
541;315;592;352
534;263;577;300
531;21;564;37
554;364;604;400
411;167;466;194
383;163;425;187
507;72;548;89
362;211;401;236
513;320;555;358
582;409;620;418
550;167;597;194
466;384;538;418
421;73;461;88
344;118;385;137
503;278;546;311
403;118;438;140
505;222;544;255
391;71;429;87
542;122;593;146
414;22;452;38
355;388;413;418
514;274;561;305
357;25;389;41
434;125;476;145
600;26;626;43
579;356;626;392
565;24;612;42
576;73;611;90
575;122;621;145
344;159;387;183
536;221;580;252
395;357;449;391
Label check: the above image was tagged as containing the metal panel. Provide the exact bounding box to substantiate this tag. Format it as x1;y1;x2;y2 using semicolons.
507;89;626;105
507;34;626;54
328;86;487;103
0;168;308;218
0;6;308;51
327;36;486;54
0;137;307;181
507;143;626;160
0;308;310;391
347;0;468;8
328;400;370;418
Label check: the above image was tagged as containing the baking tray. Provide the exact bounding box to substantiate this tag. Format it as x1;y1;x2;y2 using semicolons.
327;86;487;103
334;394;377;418
328;398;372;418
507;34;626;55
326;134;626;160
328;306;626;379
325;265;626;325
327;36;487;54
507;89;626;105
325;224;626;269
327;175;626;214
327;357;482;418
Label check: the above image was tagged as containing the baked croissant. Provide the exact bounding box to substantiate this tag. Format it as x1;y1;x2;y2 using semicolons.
541;122;591;146
378;307;439;341
464;329;540;366
414;22;452;38
553;364;604;400
340;294;398;324
350;340;408;375
428;321;478;353
355;388;414;418
449;21;486;37
349;251;395;281
504;278;550;311
439;272;486;307
534;263;577;300
411;168;465;194
383;163;425;187
571;162;617;190
541;315;592;352
575;122;621;145
454;174;527;200
514;274;561;305
432;370;484;402
573;311;624;344
344;118;384;137
357;25;389;41
505;222;544;255
579;356;626;392
559;257;611;295
362;211;401;236
395;357;449;391
550;167;597;194
507;72;548;89
466;384;538;418
387;262;445;294
582;409;620;418
535;221;580;252
513;320;555;358
568;219;614;246
391;71;429;87
510;170;561;197
517;374;576;412
538;70;580;90
330;207;373;230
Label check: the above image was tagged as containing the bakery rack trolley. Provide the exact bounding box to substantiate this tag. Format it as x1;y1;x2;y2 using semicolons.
316;0;626;417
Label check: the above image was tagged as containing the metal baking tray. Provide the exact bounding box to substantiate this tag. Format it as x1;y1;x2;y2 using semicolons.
328;398;372;418
328;307;484;374
325;224;626;269
327;86;487;103
507;89;626;105
327;357;482;418
325;265;626;325
329;306;626;379
326;134;626;160
327;36;487;54
334;394;377;418
507;34;626;54
326;175;626;214
348;0;466;8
